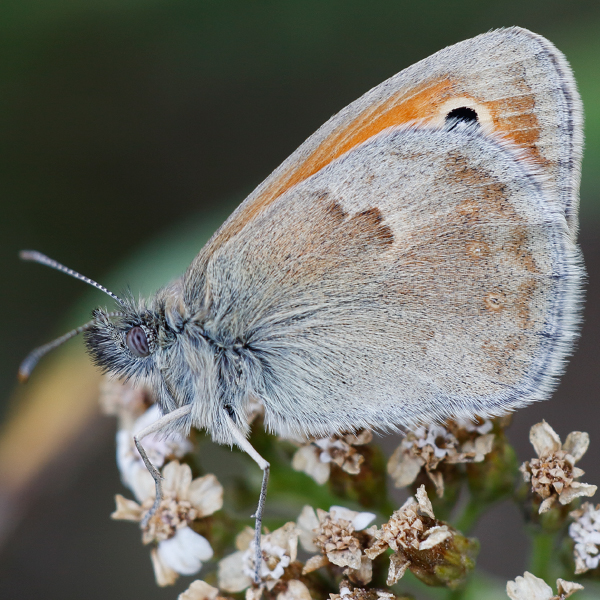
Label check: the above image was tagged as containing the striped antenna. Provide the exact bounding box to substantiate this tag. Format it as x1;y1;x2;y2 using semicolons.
18;312;124;382
20;250;122;303
19;250;125;381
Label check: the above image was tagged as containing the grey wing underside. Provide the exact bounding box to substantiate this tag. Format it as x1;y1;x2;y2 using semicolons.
203;125;583;438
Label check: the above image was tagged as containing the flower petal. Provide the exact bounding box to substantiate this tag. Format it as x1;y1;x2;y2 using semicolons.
386;553;410;586
269;522;299;562
327;547;362;569
151;547;179;587
276;579;312;600
235;526;255;551
416;485;435;519
329;506;375;530
419;525;451;550
556;579;584;598
292;445;330;484
563;432;590;463
162;460;193;498
157;527;213;576
559;483;598;505
111;494;143;521
387;446;424;488
218;550;252;592
530;421;561;458
178;580;220;600
302;554;329;574
506;571;554;600
297;505;320;552
188;474;224;517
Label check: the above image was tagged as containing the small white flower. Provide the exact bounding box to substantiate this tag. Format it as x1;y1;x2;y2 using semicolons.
388;421;494;497
112;461;223;586
116;404;193;501
455;416;494;435
570;501;600;573
414;425;457;459
506;571;583;600
292;430;372;484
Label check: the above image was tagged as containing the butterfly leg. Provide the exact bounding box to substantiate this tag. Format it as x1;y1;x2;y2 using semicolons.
133;404;192;528
222;410;270;584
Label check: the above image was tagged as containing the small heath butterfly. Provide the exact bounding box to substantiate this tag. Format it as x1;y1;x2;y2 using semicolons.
20;27;584;578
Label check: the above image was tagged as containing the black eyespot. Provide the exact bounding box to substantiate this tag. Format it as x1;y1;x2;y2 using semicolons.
445;106;479;129
126;326;150;358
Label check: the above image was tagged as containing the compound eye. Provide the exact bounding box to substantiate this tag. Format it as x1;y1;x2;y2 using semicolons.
126;326;150;358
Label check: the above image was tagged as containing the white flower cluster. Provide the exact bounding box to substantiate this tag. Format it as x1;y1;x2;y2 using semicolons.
106;378;223;586
570;501;600;574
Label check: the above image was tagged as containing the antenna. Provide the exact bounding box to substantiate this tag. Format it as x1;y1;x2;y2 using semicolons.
19;250;125;381
20;250;122;303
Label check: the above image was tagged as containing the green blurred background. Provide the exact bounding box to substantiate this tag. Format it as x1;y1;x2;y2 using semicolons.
1;1;599;598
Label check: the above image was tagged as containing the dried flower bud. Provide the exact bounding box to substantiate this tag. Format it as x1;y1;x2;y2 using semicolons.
366;486;478;588
298;505;376;584
520;421;596;514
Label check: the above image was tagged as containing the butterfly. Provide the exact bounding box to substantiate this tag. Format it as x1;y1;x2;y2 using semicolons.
20;27;584;580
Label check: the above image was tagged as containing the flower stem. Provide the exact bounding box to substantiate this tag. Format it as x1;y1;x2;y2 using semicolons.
527;529;556;582
452;497;487;534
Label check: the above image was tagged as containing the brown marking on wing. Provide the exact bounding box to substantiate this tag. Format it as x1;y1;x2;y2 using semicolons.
466;240;490;259
484;291;506;312
348;207;395;248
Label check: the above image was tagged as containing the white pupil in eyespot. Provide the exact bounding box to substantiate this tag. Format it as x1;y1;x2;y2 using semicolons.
126;326;150;357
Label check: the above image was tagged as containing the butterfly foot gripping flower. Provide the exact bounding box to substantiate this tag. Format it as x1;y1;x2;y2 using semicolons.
520;421;596;514
366;485;478;588
111;460;223;586
218;522;310;600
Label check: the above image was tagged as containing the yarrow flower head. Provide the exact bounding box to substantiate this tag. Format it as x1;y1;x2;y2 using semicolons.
569;501;600;574
292;430;373;485
387;419;495;497
298;505;376;585
111;460;223;586
520;421;596;514
218;521;309;599
366;486;478;588
506;571;583;600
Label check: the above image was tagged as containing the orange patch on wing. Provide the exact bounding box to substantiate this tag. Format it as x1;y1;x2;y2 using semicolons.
208;74;543;250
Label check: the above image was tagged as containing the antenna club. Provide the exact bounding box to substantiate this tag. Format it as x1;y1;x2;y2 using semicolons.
20;250;43;262
17;369;30;384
